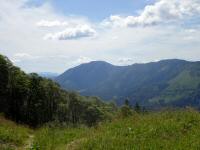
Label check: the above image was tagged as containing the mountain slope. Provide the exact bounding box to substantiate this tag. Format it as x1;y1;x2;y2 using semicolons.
56;59;200;107
56;61;115;91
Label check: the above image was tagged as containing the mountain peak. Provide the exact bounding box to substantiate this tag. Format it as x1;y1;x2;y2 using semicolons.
82;61;113;66
56;59;200;106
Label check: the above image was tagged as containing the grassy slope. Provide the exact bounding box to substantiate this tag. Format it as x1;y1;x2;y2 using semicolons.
2;109;200;150
32;127;89;150
78;110;200;150
0;115;32;150
33;109;200;150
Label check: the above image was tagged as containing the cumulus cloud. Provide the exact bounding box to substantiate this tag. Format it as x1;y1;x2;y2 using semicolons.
43;25;96;40
36;19;97;40
103;0;200;27
1;0;200;73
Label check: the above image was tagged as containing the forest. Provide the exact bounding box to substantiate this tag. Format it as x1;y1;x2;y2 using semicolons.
0;54;117;127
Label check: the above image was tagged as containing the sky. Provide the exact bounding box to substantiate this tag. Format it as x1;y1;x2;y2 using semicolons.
0;0;200;73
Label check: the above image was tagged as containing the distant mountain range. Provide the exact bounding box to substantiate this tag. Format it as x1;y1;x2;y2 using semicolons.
55;59;200;108
38;72;59;79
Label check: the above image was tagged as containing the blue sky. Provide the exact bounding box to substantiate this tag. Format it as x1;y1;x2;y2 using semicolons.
27;0;155;21
0;0;200;73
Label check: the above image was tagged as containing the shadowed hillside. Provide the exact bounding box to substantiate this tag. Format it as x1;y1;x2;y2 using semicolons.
56;59;200;108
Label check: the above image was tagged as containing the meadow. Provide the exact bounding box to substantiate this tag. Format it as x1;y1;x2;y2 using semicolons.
1;108;200;150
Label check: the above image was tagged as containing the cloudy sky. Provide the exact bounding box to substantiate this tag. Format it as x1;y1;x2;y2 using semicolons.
0;0;200;73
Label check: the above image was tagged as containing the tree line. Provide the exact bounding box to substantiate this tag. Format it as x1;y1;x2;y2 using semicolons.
0;54;116;127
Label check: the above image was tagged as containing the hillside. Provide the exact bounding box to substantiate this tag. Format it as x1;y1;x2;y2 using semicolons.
0;115;32;150
0;54;116;127
56;59;200;108
1;109;200;150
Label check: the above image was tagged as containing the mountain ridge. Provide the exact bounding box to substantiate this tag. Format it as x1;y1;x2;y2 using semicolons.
55;59;200;107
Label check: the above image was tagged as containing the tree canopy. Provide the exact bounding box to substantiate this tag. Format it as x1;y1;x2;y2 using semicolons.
0;54;116;127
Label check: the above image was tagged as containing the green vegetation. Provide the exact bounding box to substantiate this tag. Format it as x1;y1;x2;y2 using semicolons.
79;109;200;150
0;114;32;150
56;59;200;107
32;127;88;150
2;109;200;150
1;54;200;149
32;109;200;150
0;54;116;127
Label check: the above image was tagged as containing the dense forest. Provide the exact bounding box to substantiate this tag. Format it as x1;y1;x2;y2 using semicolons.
0;54;117;127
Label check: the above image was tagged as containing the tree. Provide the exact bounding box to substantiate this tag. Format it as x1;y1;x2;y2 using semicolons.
0;55;10;113
83;105;103;126
68;92;82;124
7;67;30;123
134;102;141;113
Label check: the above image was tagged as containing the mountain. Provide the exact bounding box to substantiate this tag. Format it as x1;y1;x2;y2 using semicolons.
55;59;200;108
38;72;59;79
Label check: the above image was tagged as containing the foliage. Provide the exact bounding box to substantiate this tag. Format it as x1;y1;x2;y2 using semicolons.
0;54;116;127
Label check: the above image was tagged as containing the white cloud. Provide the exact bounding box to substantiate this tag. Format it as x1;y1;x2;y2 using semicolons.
36;20;69;27
36;19;97;40
43;24;96;40
0;0;200;73
103;0;200;28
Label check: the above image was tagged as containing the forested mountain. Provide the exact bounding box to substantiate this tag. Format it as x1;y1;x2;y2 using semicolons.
56;59;200;108
0;54;116;127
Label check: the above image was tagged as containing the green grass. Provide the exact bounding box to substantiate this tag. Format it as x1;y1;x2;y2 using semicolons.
32;126;89;150
0;115;32;150
78;109;200;150
2;109;200;150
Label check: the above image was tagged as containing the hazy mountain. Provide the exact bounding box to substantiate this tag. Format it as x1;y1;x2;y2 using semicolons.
55;59;200;108
38;72;59;79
